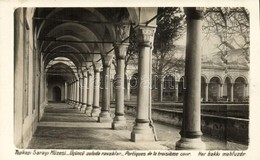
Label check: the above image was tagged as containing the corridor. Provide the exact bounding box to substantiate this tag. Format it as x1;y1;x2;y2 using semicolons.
13;7;250;150
27;103;247;150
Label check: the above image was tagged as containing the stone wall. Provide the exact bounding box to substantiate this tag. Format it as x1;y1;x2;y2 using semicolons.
14;8;47;148
125;104;249;144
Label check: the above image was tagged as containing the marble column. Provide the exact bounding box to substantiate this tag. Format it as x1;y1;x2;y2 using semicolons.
77;73;83;109
219;83;223;98
112;43;129;129
70;80;74;105
67;81;71;104
71;80;75;105
91;62;102;117
158;77;164;102
80;69;88;112
75;77;80;108
86;68;94;116
110;79;114;101
64;82;67;102
98;54;113;123
69;80;73;105
130;25;156;142
230;83;234;102
205;83;209;102
71;80;74;105
73;79;77;106
175;81;179;102
70;79;73;105
125;78;131;101
175;7;206;150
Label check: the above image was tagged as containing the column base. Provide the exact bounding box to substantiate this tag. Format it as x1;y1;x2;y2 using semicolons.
175;137;206;150
112;115;127;130
80;104;87;113
130;123;155;142
71;102;76;108
98;111;112;123
85;105;93;116
91;107;101;117
77;103;82;109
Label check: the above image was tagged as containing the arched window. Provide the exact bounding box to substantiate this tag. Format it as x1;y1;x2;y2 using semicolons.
234;77;246;102
201;76;207;102
130;73;138;96
164;75;175;90
209;77;221;101
178;76;185;102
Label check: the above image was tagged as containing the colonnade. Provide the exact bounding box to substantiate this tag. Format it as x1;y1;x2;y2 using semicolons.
13;6;250;150
67;62;102;117
65;8;206;149
202;81;248;102
155;78;248;102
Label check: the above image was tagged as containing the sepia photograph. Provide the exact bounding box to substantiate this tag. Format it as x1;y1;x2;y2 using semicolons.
1;0;260;159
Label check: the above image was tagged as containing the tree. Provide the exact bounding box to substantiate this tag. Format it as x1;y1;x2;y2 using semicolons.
124;26;138;73
120;8;186;102
152;7;186;101
203;7;250;63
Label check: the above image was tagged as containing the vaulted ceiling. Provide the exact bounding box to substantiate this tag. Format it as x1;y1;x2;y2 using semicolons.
33;7;158;81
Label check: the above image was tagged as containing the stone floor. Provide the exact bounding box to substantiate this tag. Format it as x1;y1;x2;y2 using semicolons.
27;103;248;150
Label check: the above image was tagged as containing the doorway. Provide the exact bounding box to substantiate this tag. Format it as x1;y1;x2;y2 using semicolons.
53;86;61;102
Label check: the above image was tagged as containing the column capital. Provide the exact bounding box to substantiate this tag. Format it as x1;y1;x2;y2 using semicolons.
82;69;88;77
73;75;79;81
93;62;102;72
136;25;156;47
88;67;94;76
184;7;205;20
82;62;93;75
84;62;92;69
114;43;129;59
77;70;83;79
102;54;114;67
115;24;130;42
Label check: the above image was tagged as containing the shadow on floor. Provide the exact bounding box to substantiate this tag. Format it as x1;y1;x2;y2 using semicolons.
27;103;248;150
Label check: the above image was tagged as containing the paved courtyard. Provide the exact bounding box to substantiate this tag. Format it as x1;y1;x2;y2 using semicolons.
27;103;248;150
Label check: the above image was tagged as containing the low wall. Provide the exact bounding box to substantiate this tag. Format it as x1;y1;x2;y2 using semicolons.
125;105;249;145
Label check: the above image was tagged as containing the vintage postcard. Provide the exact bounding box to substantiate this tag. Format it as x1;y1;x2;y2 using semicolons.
0;0;259;160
